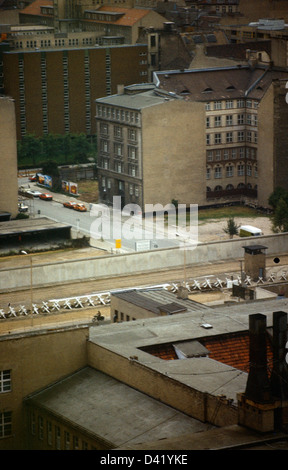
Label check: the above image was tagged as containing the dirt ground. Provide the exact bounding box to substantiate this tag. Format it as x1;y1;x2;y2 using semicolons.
198;216;273;243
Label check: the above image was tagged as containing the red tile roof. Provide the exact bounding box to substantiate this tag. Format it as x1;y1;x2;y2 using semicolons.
201;332;273;374
141;332;274;374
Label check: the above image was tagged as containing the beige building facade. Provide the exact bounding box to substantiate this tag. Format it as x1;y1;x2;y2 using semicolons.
0;97;19;219
96;84;206;212
97;63;288;212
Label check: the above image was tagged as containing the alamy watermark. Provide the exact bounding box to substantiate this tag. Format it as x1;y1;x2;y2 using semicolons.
90;196;198;250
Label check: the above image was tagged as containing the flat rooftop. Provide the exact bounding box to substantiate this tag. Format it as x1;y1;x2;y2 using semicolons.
89;296;288;404
26;366;211;448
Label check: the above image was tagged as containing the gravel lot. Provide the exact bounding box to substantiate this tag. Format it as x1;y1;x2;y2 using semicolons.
198;216;274;243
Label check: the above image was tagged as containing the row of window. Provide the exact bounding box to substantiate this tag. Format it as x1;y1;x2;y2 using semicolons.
206;130;257;145
100;158;139;177
207;183;257;192
100;141;138;160
205;99;258;111
14;38;94;49
207;147;257;162
206;113;257;128
100;125;138;142
28;411;95;450
97;106;140;125
101;177;140;197
207;162;258;179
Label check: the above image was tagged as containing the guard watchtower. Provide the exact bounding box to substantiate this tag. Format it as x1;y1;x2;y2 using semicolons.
243;245;267;281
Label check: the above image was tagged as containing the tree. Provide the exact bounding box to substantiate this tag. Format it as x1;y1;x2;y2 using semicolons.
223;217;240;238
268;187;288;210
272;198;288;233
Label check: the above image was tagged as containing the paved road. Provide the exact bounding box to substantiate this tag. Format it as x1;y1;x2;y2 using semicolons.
19;178;193;252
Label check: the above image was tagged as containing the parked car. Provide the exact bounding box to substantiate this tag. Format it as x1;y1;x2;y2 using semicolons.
63;201;76;209
26;190;42;197
28;175;37;182
39;193;53;201
73;203;87;212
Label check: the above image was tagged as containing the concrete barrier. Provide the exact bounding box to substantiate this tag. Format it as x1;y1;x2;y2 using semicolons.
1;232;287;291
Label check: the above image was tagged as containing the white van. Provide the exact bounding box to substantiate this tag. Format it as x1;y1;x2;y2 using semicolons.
239;225;262;237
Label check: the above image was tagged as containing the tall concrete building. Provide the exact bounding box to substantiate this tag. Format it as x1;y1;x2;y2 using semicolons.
2;43;149;138
0;97;19;219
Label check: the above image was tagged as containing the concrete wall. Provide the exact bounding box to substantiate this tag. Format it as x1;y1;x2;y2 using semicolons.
1;233;287;291
0;97;18;218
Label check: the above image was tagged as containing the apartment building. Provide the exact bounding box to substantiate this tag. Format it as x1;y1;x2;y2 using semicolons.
155;64;288;208
96;83;206;211
2;43;149;138
97;63;288;211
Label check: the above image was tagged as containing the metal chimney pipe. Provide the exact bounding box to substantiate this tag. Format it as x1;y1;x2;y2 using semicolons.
245;313;272;403
270;311;288;401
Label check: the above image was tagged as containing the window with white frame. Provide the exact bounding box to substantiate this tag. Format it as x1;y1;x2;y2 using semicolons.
237;114;244;125
0;411;12;438
226;164;234;177
0;370;11;393
226;132;233;143
214;166;222;178
226;115;233;126
207;151;213;162
237;131;245;142
214;101;222;110
214;133;221;144
214;116;221;127
206;134;211;145
238;163;245;176
206;167;211;179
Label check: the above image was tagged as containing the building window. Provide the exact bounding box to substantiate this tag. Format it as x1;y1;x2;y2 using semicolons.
206;117;210;128
247;164;252;176
47;421;52;446
237;131;245;142
214;133;221;144
64;431;70;450
238;164;245;176
38;416;44;440
207;151;213;162
214;166;222;179
214;116;221;127
128;128;137;141
237;114;244;125
226;115;233;126
206;167;211;179
226;132;233;143
0;411;12;438
114;143;123;157
214;101;222;110
114;126;122;139
73;436;79;450
226;165;234;177
0;370;11;393
205;102;211;111
55;426;61;450
226;100;233;109
206;134;211;145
